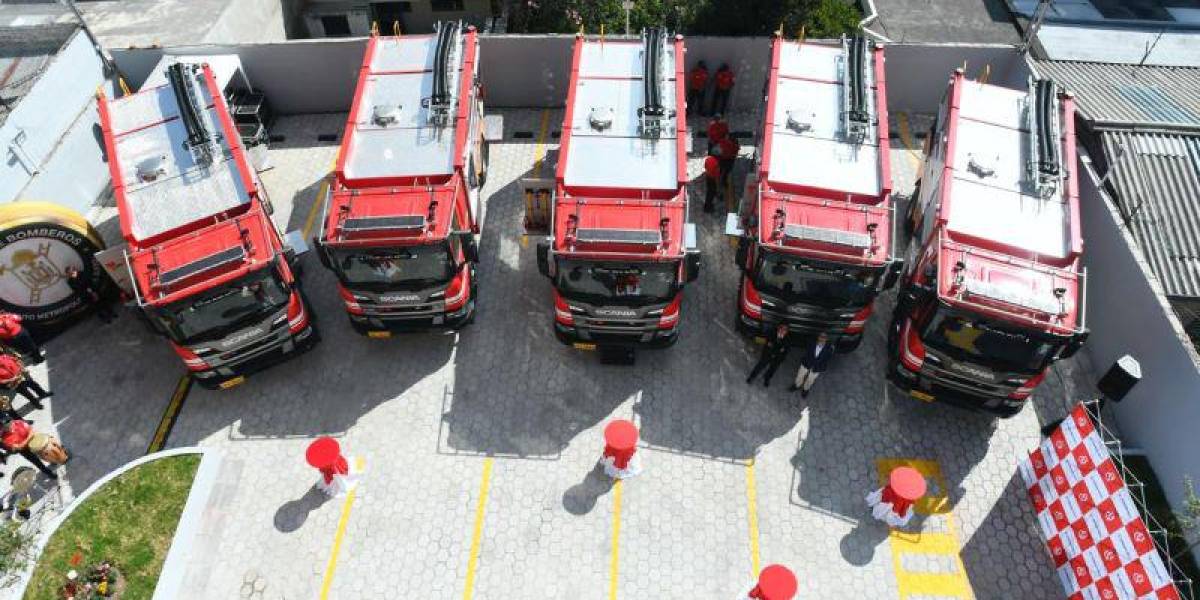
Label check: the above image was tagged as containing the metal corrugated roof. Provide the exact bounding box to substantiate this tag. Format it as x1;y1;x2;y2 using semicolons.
1031;60;1200;128
1100;130;1200;297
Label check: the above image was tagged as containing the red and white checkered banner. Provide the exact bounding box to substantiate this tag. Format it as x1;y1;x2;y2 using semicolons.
1019;404;1182;600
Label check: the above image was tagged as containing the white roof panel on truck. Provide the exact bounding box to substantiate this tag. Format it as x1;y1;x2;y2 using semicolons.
106;70;251;242
342;35;463;182
947;81;1070;259
767;42;880;197
562;40;679;192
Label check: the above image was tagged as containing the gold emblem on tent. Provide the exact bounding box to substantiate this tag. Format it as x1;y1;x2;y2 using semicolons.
0;244;64;304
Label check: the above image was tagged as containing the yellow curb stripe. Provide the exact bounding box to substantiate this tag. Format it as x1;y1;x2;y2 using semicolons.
746;461;761;578
303;154;341;238
320;456;365;600
522;109;552;250
609;479;623;600
462;458;494;600
896;112;924;173
147;375;191;454
532;109;551;177
876;458;973;600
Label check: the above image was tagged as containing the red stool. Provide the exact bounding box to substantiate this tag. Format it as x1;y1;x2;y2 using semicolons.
749;564;798;600
601;420;641;479
867;466;927;526
306;437;348;486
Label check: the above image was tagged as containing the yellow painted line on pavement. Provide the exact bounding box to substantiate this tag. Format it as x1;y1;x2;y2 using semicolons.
532;109;551;177
462;458;494;600
320;456;366;600
876;458;973;600
608;479;623;600
147;374;191;454
302;155;340;238
746;461;762;578
522;109;552;249
896;113;924;173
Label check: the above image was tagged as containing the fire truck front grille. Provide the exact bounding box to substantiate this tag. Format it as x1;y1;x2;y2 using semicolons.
923;364;1010;397
220;335;280;362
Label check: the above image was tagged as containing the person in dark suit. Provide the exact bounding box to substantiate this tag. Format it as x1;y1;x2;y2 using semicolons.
790;332;835;397
746;323;790;387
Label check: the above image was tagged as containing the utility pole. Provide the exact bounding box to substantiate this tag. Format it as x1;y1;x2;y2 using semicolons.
623;0;634;35
1020;0;1052;54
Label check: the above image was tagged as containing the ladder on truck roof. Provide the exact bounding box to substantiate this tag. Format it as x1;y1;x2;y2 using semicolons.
841;34;871;144
1025;77;1063;198
427;21;462;127
638;27;669;139
166;63;216;166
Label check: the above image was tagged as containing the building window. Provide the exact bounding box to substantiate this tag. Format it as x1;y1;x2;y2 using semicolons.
321;15;352;37
431;0;465;11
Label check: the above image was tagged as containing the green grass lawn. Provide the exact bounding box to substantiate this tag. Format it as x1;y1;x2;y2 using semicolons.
24;454;200;600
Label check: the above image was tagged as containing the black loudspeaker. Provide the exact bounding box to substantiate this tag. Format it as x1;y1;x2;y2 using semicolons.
1097;355;1141;403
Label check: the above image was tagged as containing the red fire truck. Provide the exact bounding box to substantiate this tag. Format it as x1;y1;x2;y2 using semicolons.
528;28;700;352
315;22;488;335
889;71;1088;416
98;63;316;389
731;35;902;351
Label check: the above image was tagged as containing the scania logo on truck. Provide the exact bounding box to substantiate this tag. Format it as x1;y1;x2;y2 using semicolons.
379;294;421;303
0;202;105;325
222;327;267;349
595;308;637;318
949;362;993;380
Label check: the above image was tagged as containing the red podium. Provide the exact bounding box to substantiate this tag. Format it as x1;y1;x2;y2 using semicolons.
747;564;798;600
306;437;354;496
867;466;927;527
601;420;642;479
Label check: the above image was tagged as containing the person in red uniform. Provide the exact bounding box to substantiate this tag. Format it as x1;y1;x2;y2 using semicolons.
713;63;735;116
0;313;43;364
703;149;722;213
0;419;57;479
706;114;729;154
687;61;709;117
0;353;50;411
718;134;740;188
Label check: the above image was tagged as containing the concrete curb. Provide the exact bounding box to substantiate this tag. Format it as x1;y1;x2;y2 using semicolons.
9;447;220;600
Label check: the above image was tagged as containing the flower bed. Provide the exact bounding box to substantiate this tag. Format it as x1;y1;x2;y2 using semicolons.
23;454;199;600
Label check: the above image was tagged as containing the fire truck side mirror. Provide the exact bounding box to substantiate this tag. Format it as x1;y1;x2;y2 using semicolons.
684;251;701;283
535;239;553;278
881;259;905;290
313;238;331;269
735;237;749;270
1060;330;1089;359
456;232;479;264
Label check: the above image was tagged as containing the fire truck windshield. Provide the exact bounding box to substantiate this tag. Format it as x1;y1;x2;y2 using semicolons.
555;260;678;306
332;244;454;290
754;252;878;309
922;309;1060;372
157;266;290;343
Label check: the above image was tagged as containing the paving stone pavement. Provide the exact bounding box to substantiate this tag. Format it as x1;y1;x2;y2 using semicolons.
1;109;1099;600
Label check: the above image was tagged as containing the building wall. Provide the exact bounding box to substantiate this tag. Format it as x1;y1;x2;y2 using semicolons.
303;0;492;39
0;30;115;215
113;37;1030;114
1077;149;1200;551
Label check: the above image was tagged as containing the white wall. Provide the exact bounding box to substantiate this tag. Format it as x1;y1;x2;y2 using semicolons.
1078;150;1200;555
113;37;1029;114
0;30;116;214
